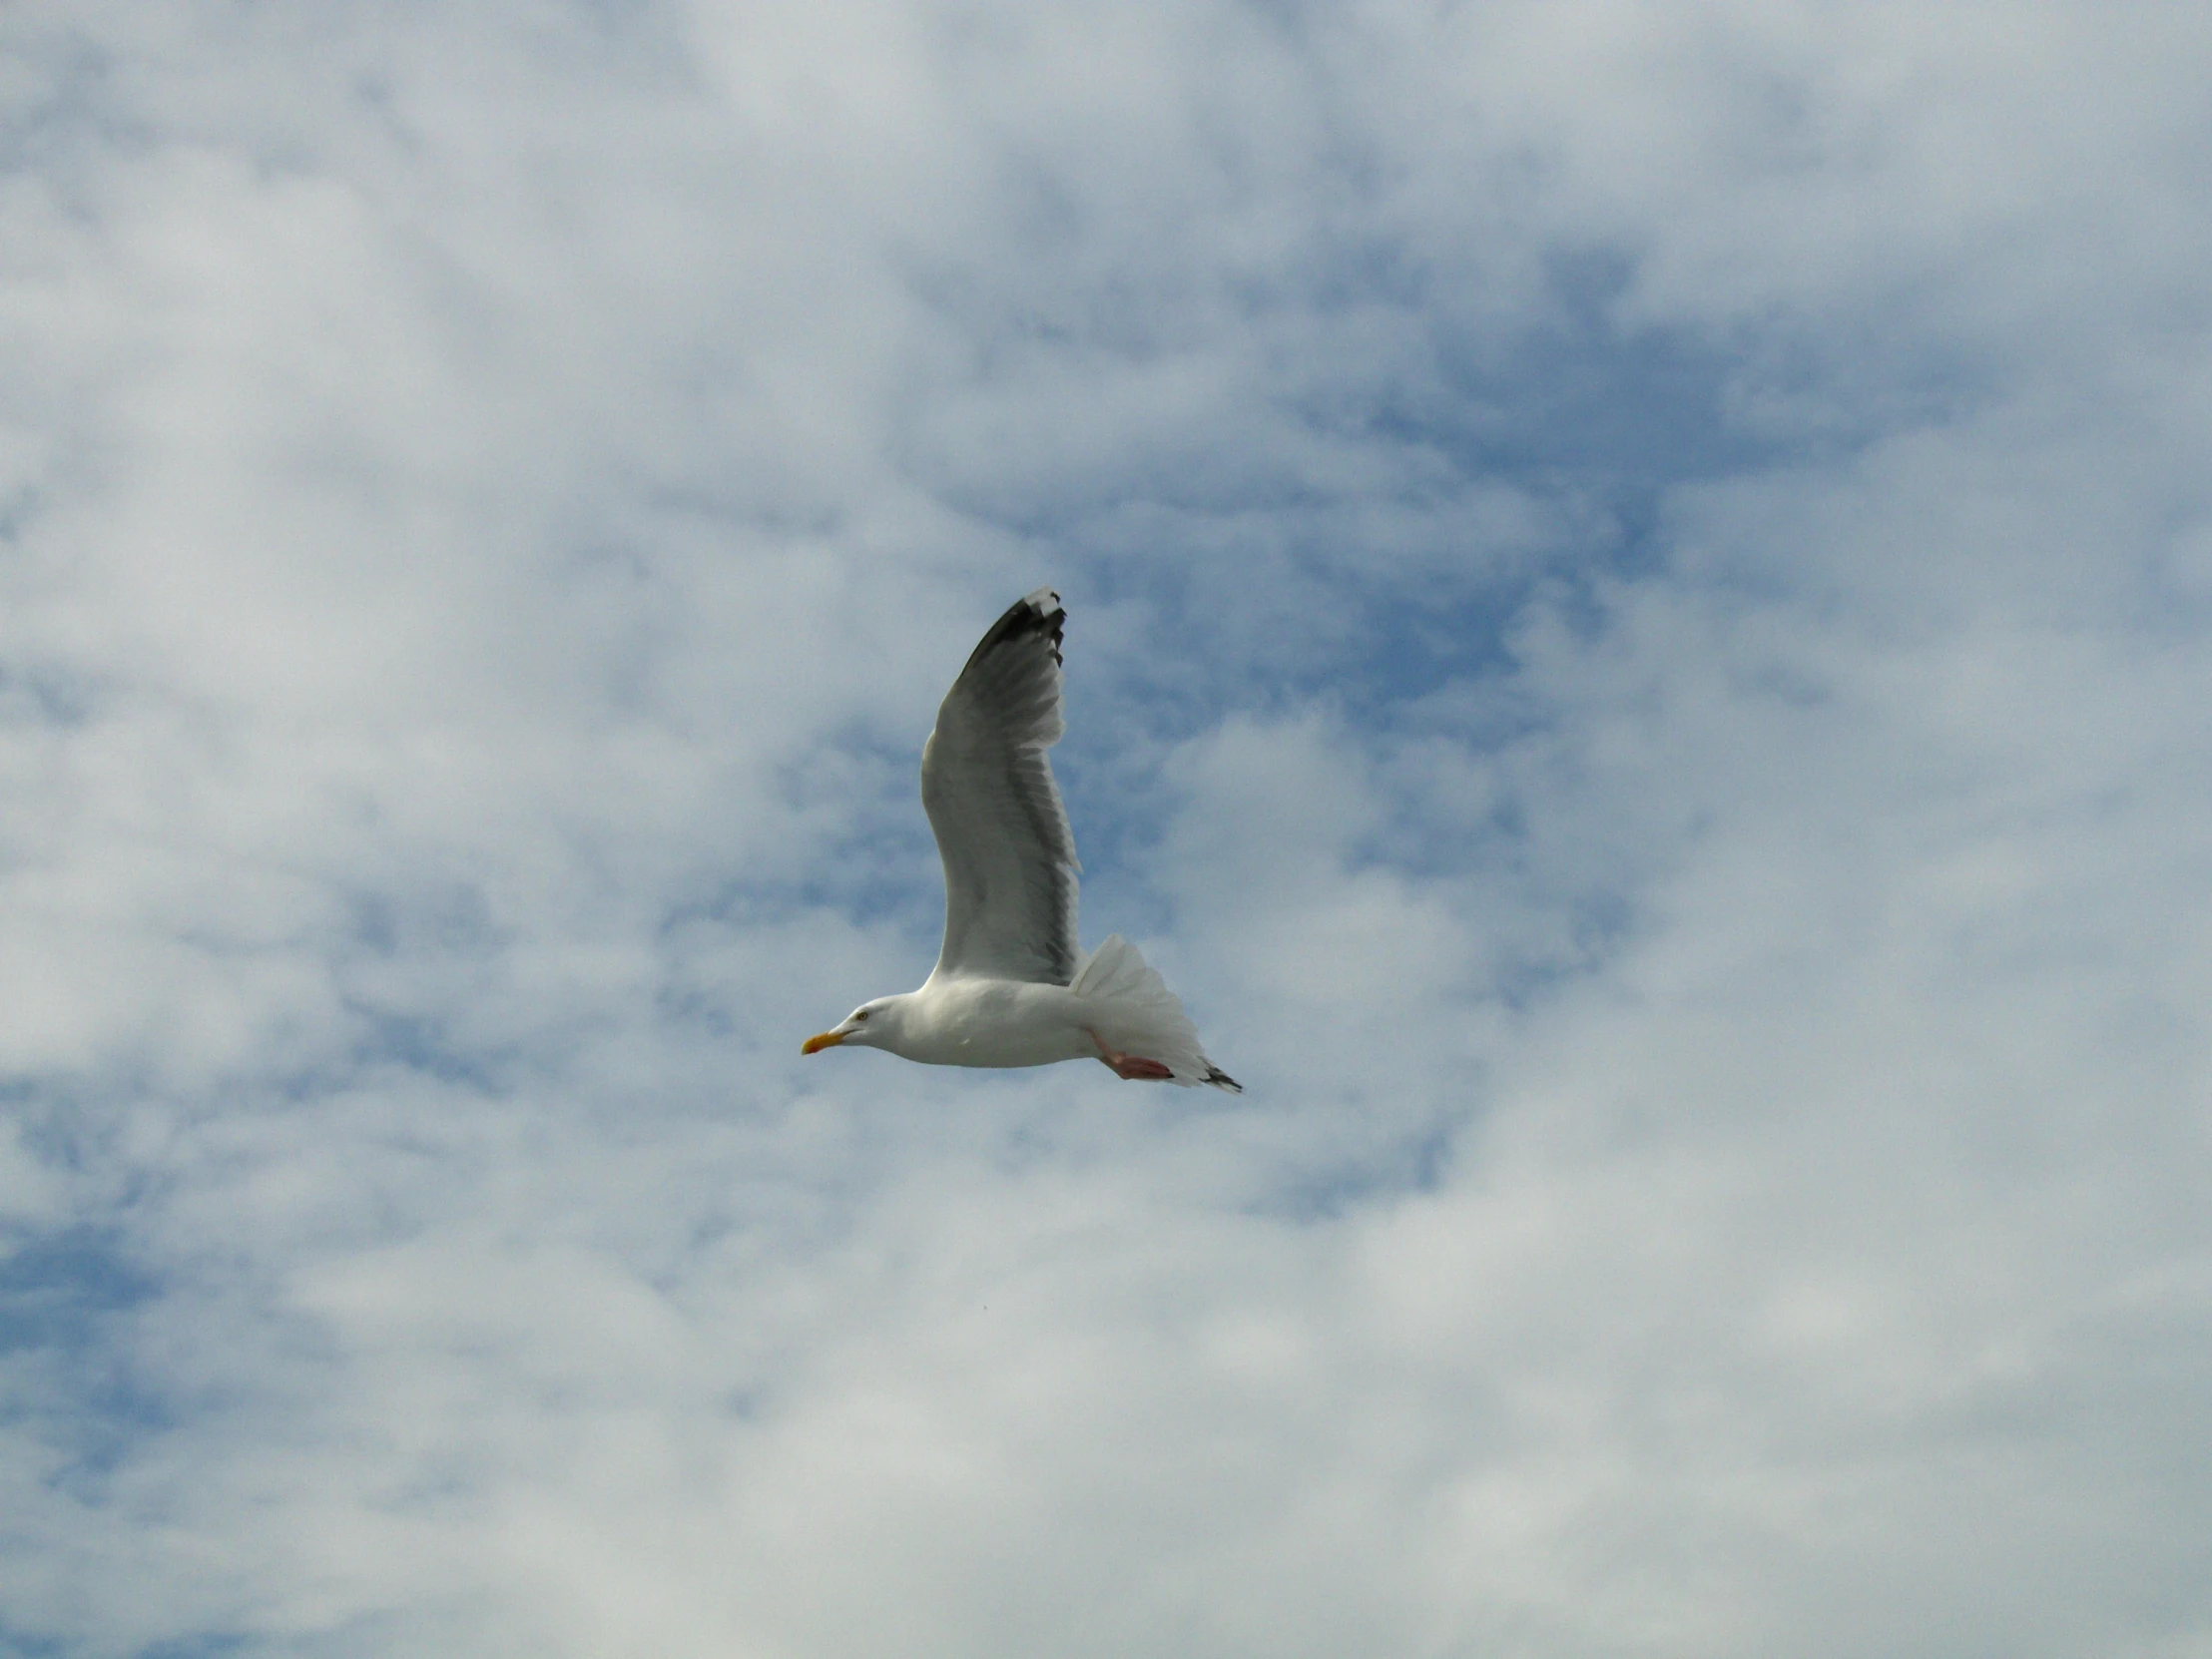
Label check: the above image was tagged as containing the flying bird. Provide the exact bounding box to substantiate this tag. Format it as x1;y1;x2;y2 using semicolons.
803;588;1241;1091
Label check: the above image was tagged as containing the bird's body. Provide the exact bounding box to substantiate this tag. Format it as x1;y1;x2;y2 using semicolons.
866;976;1095;1070
804;589;1240;1092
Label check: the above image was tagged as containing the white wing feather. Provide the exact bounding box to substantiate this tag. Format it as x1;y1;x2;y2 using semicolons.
921;588;1080;983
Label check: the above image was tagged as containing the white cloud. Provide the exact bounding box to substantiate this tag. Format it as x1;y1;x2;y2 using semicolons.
2;1;2210;1655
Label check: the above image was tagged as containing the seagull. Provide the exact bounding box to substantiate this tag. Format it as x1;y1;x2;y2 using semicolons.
803;588;1241;1091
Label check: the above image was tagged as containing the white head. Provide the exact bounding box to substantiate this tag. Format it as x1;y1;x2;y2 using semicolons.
802;994;910;1056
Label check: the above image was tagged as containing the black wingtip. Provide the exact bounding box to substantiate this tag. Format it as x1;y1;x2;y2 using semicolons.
963;587;1065;674
1203;1066;1243;1094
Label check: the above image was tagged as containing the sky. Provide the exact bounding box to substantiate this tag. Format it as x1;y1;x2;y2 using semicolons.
3;2;2211;1654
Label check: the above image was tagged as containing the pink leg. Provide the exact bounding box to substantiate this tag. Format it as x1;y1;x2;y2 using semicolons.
1086;1028;1176;1081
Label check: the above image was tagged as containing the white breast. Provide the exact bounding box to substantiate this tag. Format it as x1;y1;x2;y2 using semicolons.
894;977;1096;1069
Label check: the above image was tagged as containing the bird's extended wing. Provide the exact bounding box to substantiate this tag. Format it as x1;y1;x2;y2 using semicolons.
920;588;1080;983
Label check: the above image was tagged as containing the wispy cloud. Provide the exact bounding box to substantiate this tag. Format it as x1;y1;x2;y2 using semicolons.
3;2;2209;1654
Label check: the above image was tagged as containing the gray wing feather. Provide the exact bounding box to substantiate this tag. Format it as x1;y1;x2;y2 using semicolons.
921;588;1081;983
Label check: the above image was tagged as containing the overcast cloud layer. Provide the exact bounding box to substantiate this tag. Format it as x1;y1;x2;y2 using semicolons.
4;4;2211;1655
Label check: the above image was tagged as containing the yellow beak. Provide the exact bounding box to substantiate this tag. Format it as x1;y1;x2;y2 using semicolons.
801;1030;845;1055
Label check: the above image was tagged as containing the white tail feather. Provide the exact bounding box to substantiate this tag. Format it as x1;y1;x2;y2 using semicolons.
1071;935;1241;1091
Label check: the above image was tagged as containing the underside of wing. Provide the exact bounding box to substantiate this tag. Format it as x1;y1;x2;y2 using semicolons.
921;588;1080;983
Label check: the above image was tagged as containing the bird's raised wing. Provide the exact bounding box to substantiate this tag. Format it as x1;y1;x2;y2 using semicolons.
920;588;1080;983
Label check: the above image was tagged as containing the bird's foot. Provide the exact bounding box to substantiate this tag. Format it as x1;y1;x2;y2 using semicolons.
1086;1028;1176;1081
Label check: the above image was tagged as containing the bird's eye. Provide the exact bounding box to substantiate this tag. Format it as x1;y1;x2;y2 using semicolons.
851;1008;870;1022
